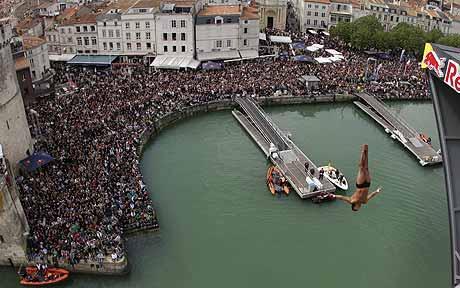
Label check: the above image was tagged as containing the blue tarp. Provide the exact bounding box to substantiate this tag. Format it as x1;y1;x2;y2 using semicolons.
292;42;306;50
20;152;54;172
67;55;118;66
202;61;223;70
294;55;314;62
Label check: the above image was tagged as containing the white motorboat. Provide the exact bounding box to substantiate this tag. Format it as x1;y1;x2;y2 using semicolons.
317;165;349;190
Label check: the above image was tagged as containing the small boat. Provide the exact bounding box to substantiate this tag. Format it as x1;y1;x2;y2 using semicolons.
317;165;348;190
20;267;69;286
311;192;336;204
266;166;289;195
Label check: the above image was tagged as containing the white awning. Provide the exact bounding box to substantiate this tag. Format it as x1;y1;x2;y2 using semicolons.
259;33;267;41
328;56;343;62
308;29;318;34
269;35;292;44
197;50;241;61
315;57;332;64
325;49;342;55
306;45;320;52
239;49;259;59
49;54;76;62
150;55;200;69
321;31;330;36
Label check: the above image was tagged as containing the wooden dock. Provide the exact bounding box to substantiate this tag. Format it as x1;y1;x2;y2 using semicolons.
354;92;442;166
233;97;336;199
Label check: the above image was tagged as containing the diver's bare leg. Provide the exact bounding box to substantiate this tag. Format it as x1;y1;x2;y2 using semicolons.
367;187;382;202
356;144;369;185
335;194;352;204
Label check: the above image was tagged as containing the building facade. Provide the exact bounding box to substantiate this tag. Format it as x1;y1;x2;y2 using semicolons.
301;0;330;31
257;0;287;30
329;0;352;27
23;36;51;83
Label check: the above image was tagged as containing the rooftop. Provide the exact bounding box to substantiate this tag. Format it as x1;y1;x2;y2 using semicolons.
22;35;46;50
198;5;241;16
132;0;161;8
241;6;259;19
15;17;41;31
15;56;29;71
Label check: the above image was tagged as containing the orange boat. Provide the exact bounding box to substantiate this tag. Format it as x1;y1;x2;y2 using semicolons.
20;267;69;286
266;166;289;195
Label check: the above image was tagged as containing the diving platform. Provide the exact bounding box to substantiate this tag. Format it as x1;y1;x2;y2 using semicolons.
354;92;442;166
233;97;336;199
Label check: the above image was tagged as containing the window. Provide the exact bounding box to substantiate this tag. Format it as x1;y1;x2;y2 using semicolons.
164;45;168;52
67;37;72;43
147;42;151;49
102;30;106;37
68;28;71;33
125;22;130;29
127;43;131;50
216;18;222;24
307;19;310;25
114;21;118;26
171;20;176;27
181;33;185;41
163;33;167;41
181;45;186;52
47;35;51;41
135;22;140;29
83;26;88;32
103;42;107;50
308;4;311;8
104;22;106;26
172;33;176;40
91;26;95;32
126;32;131;40
145;21;150;29
180;20;186;27
315;4;318;8
146;32;151;40
244;27;248;34
91;37;97;45
108;30;113;37
136;32;141;40
226;18;232;23
227;39;231;47
109;42;113;50
314;12;318;16
243;39;247;46
116;30;120;38
53;35;56;42
84;37;89;45
244;20;248;24
76;26;81;32
32;71;36;79
321;12;325;17
396;17;399;22
314;19;317;26
61;28;65;34
307;11;311;16
321;20;325;27
30;58;34;67
216;40;222;48
117;42;121;50
322;5;326;9
137;43;141;50
173;45;176;52
206;19;212;24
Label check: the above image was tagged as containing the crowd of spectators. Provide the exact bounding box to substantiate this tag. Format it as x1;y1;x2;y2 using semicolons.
16;30;430;267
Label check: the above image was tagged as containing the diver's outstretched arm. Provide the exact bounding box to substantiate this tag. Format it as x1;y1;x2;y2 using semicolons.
367;187;382;201
335;194;352;204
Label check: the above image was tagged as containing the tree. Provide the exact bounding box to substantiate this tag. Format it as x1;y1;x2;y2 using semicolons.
330;21;354;44
425;28;443;43
437;35;460;48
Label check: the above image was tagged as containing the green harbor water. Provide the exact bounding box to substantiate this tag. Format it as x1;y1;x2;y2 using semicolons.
0;102;450;287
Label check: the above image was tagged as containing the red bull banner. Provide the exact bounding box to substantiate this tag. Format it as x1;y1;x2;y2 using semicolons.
422;43;460;93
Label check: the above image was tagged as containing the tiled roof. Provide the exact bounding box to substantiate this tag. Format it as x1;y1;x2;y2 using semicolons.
305;0;331;4
22;35;46;50
241;6;259;19
198;5;241;16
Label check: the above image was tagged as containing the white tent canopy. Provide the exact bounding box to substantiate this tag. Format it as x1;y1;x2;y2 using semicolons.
269;35;292;44
308;29;318;34
325;49;342;56
49;54;76;62
315;57;332;64
259;33;267;41
239;49;259;59
151;55;200;69
306;43;324;52
321;31;330;36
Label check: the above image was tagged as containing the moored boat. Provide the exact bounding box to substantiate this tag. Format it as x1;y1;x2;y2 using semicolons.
266;166;290;195
317;165;348;190
20;267;69;286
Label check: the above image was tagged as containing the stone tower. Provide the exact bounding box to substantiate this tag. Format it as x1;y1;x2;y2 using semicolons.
0;18;31;266
256;0;287;30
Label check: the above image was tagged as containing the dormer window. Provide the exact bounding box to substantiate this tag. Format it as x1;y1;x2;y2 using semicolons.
215;16;223;24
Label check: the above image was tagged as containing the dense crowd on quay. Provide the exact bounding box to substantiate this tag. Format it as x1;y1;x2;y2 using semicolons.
16;30;430;267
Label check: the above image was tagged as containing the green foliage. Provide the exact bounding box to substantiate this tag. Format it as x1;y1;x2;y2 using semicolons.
331;18;460;56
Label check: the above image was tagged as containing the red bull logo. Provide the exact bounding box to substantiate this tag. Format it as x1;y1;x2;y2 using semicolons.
424;51;446;78
443;59;460;93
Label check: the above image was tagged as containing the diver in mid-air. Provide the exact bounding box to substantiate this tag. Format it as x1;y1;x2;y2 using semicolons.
335;144;382;211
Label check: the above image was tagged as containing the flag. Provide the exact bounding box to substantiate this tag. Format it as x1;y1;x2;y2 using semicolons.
400;49;405;62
